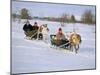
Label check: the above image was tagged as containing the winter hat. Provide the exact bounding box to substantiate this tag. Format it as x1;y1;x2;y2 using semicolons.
34;22;37;25
59;28;62;31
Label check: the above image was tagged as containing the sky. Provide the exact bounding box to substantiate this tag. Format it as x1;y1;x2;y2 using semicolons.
12;1;96;20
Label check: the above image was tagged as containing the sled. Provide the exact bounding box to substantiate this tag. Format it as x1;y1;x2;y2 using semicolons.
24;30;38;40
50;35;71;50
24;29;43;40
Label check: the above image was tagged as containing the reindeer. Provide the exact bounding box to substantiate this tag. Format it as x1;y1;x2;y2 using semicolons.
69;32;82;53
37;24;49;41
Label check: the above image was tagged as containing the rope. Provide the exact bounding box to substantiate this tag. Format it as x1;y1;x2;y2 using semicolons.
58;41;70;48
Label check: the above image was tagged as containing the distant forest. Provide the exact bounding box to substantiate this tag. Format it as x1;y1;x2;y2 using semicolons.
12;8;96;25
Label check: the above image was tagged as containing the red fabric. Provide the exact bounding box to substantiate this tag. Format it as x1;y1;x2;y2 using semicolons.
58;32;63;35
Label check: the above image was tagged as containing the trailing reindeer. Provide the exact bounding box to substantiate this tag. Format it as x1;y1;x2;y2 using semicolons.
42;24;49;41
37;24;49;41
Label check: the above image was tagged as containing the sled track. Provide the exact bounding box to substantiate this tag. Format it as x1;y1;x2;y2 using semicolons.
23;38;95;59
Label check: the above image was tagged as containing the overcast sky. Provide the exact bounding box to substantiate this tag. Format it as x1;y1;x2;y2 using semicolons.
12;1;96;20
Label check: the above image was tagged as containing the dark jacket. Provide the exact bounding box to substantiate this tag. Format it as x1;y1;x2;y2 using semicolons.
23;24;33;32
33;26;39;30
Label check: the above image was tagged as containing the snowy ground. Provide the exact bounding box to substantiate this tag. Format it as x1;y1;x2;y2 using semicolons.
11;19;96;74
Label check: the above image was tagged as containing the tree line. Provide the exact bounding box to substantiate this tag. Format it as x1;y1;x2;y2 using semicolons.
12;8;95;25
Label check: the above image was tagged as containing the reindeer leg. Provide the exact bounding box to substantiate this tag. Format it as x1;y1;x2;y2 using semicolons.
71;45;73;52
74;45;77;54
75;45;79;54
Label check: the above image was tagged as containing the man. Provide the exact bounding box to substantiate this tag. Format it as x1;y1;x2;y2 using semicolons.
33;22;39;30
56;28;70;47
56;28;66;40
32;22;39;39
23;20;33;32
23;21;33;37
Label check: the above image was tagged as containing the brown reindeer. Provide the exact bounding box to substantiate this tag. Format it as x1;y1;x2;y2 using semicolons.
69;32;82;53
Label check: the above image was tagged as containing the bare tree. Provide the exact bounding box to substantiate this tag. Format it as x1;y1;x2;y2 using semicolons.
70;15;76;32
70;15;76;23
81;9;94;24
60;13;68;26
92;15;96;24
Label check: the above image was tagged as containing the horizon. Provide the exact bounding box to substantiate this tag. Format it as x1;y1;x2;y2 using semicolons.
12;1;96;20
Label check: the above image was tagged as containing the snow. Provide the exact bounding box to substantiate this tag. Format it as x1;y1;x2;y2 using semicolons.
11;19;96;74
